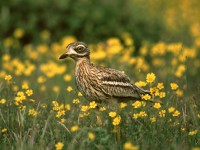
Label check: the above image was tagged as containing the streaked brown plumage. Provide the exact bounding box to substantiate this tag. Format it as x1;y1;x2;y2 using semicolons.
59;41;150;102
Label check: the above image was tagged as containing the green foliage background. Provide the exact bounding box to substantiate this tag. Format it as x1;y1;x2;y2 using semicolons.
1;0;200;46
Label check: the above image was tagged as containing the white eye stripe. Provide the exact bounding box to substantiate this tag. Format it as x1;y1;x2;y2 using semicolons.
76;45;85;49
102;81;132;87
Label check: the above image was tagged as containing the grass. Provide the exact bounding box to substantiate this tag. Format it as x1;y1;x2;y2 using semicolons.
0;34;200;150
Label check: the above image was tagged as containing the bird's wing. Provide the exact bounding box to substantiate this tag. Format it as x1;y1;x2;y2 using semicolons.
93;65;148;99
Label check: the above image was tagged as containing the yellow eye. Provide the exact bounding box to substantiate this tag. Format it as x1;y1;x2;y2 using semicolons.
76;46;84;52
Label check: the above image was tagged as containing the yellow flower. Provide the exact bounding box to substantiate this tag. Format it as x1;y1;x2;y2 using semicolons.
65;104;71;111
170;83;179;90
135;81;147;87
81;105;89;112
159;92;166;98
28;109;38;117
88;132;95;140
5;75;12;81
153;103;161;109
13;85;19;92
176;89;183;97
139;111;147;117
109;111;117;118
20;105;26;110
192;147;200;150
175;65;185;77
41;103;47;109
89;101;97;109
181;127;186;132
37;76;46;83
159;110;166;117
2;54;10;62
56;110;65;118
168;107;175;113
55;142;64;150
123;141;139;150
53;86;60;93
133;113;139;119
172;110;180;117
70;125;79;132
26;89;33;96
188;130;198;136
1;128;7;133
60;118;65;123
30;99;35;102
40;61;66;78
36;44;48;54
66;86;73;92
150;87;159;96
22;82;29;90
132;101;146;108
40;85;46;91
99;107;106;111
112;115;121;126
14;91;26;105
120;102;127;109
72;99;80;104
142;94;151;100
106;38;123;55
0;99;6;104
157;83;164;89
78;92;83;97
146;73;156;83
197;114;200;118
52;101;58;107
13;28;25;38
90;48;106;60
150;117;156;123
61;36;76;48
64;74;72;82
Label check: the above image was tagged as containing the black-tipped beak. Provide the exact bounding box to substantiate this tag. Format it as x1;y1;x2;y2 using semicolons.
59;53;68;59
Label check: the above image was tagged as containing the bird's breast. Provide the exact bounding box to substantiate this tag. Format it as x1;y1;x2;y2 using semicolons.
75;62;109;101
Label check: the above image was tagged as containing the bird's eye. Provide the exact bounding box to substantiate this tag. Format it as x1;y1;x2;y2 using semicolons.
75;46;84;52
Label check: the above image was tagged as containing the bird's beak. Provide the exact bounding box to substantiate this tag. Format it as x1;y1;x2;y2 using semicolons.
59;52;69;59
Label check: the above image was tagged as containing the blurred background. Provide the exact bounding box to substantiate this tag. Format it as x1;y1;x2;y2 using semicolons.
0;0;200;97
1;0;200;48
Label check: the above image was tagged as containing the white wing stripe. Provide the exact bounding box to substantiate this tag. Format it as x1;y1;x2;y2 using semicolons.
102;81;132;87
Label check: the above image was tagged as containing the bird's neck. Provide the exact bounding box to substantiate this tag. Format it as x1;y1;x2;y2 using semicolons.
76;57;90;66
75;57;91;75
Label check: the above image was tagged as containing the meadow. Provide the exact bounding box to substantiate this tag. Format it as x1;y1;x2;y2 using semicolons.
1;1;200;149
0;29;200;150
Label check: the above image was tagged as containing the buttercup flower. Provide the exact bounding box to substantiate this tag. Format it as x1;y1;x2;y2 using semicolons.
26;89;33;96
109;111;117;118
123;141;139;150
153;103;161;109
112;115;121;126
0;99;6;104
66;86;73;92
170;83;179;90
55;142;64;150
70;125;79;132
146;73;156;83
88;132;95;140
5;75;12;81
89;101;97;109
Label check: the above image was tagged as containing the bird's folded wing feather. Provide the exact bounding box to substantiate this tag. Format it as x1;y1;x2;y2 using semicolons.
95;66;144;99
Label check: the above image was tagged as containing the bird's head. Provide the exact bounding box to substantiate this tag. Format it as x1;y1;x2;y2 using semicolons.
59;42;90;60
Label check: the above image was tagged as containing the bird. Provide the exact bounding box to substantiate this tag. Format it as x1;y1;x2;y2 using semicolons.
59;41;151;103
